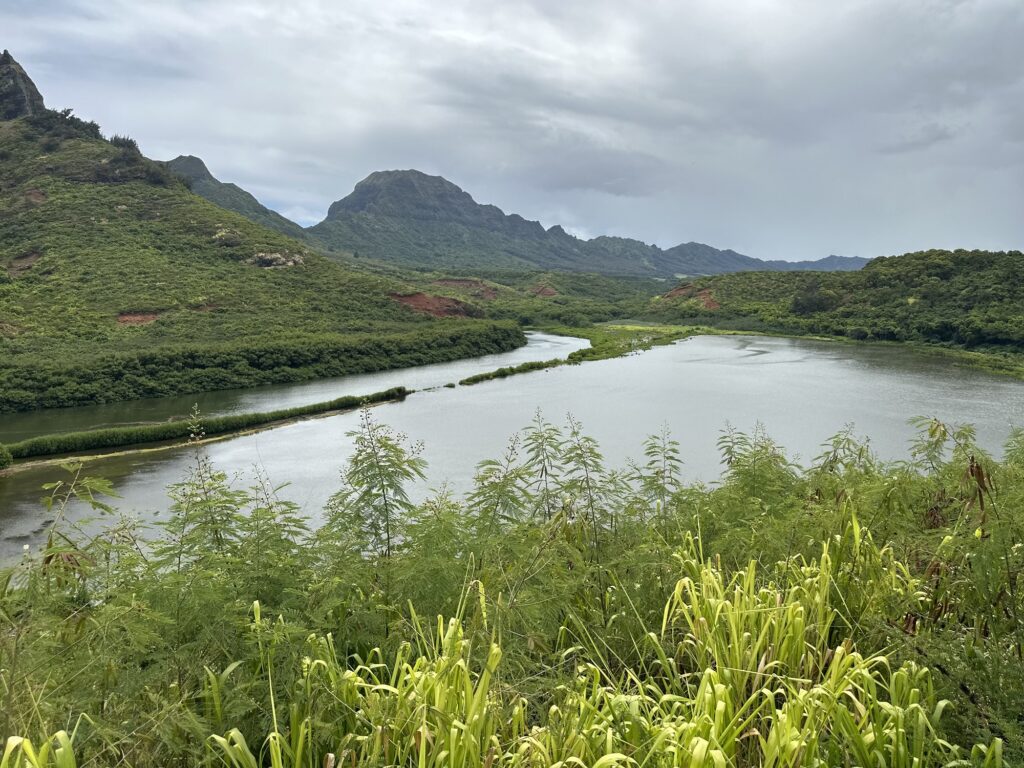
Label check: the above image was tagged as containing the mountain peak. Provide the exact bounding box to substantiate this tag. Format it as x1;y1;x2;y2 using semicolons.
165;155;215;183
327;169;477;221
0;50;46;120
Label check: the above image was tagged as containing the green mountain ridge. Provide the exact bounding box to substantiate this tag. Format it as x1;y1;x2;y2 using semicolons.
0;53;523;412
169;160;870;278
309;169;871;277
164;154;308;240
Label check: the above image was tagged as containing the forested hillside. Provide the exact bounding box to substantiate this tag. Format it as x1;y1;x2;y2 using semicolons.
0;55;523;413
650;249;1024;350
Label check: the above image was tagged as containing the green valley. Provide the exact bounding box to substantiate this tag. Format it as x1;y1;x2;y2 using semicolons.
0;55;523;413
1;26;1023;768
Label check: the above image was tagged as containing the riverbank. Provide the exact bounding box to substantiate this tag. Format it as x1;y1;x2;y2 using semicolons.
6;324;1021;471
459;319;1024;393
0;387;409;474
458;323;730;385
726;326;1024;380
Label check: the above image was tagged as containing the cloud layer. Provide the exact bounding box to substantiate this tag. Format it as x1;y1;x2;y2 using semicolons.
5;0;1023;259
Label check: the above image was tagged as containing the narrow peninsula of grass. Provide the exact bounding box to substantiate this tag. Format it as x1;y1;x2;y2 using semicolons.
2;387;408;462
459;323;720;385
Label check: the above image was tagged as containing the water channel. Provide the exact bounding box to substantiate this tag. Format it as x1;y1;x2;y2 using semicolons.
3;333;1024;560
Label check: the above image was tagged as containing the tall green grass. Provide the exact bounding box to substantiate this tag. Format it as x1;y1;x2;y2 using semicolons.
204;543;1002;767
1;415;1020;765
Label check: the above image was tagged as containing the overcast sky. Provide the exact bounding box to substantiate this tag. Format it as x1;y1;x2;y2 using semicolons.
5;0;1023;260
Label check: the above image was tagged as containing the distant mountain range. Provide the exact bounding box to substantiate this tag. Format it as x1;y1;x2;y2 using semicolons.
309;170;869;276
168;163;870;277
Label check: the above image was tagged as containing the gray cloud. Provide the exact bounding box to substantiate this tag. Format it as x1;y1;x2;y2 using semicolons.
3;0;1022;259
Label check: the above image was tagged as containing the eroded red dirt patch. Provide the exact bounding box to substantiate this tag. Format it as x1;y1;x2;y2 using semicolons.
117;312;162;325
433;278;498;300
664;283;697;300
390;292;479;318
530;285;558;297
695;289;720;310
24;188;46;205
663;284;719;309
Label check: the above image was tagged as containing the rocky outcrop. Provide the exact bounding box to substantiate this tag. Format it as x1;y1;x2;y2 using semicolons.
246;251;305;268
0;50;45;120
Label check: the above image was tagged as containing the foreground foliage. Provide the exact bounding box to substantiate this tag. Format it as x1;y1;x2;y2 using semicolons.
1;414;1021;766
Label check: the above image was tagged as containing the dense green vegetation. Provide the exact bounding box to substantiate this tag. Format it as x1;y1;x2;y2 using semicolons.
651;249;1024;353
2;387;408;461
361;270;668;328
0;108;524;413
307;169;868;277
2;412;1020;766
0;322;521;413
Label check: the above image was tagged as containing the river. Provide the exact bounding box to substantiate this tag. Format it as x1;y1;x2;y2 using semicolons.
3;333;1024;560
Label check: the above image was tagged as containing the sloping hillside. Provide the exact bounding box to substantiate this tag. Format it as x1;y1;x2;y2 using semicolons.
0;56;522;413
164;154;308;240
650;249;1024;349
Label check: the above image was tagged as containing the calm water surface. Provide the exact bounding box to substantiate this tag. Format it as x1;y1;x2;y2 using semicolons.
0;332;589;443
3;334;1024;560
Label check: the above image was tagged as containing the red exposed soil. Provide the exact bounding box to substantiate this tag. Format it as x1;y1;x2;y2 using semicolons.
664;283;697;300
390;292;477;318
433;278;498;300
117;312;162;325
696;289;720;310
0;322;21;338
7;250;40;277
663;284;719;310
530;285;558;297
24;188;46;205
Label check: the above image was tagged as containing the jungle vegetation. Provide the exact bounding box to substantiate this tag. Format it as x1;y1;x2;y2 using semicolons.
1;412;1020;766
650;249;1024;353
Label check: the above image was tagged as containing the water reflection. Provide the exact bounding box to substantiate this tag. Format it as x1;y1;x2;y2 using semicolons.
3;334;1023;561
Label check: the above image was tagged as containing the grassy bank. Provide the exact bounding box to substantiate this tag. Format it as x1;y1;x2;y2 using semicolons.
459;323;715;385
0;322;524;413
2;386;408;462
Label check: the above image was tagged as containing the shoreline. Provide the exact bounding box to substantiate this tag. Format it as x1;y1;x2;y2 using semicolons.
4;326;1023;473
0;388;409;476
